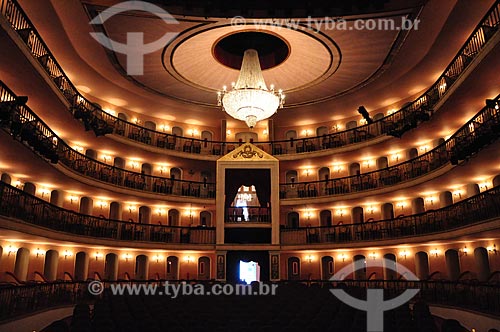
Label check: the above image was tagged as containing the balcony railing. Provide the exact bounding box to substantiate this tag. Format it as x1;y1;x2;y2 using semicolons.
225;206;271;223
280;185;500;245
0;181;216;244
279;95;500;198
0;281;88;321
1;0;499;157
0;81;216;199
2;80;499;202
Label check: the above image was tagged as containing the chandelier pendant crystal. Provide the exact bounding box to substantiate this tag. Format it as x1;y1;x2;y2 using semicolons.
217;49;285;128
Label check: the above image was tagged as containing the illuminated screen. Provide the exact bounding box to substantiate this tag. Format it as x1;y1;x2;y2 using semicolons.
239;260;260;284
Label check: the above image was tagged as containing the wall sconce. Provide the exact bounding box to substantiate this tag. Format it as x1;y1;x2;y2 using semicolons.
333;165;343;173
156;208;165;217
459;246;468;257
128;205;137;213
479;183;489;191
396;202;405;211
487;244;497;255
359;118;367;126
332;124;339;132
304;169;310;177
153;254;163;263
302;129;311;137
132;118;140;125
97;201;108;210
159;166;167;175
367;206;375;215
187;129;199;137
95;252;103;261
419;145;429;154
14;180;22;188
40;188;50;198
35;248;45;258
363;160;372;169
262;129;268;136
226;129;231;136
64;250;73;260
369;252;377;260
430;248;440;257
68;195;79;204
122;253;132;262
184;256;192;263
391;154;400;162
131;161;139;170
159;124;170;132
74;146;84;153
339;253;346;262
387;109;397;116
453;190;462;199
305;254;315;263
399;250;408;260
336;209;345;217
102;155;111;163
425;197;435;206
7;245;17;256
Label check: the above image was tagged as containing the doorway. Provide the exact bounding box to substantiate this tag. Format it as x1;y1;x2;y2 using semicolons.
226;251;269;283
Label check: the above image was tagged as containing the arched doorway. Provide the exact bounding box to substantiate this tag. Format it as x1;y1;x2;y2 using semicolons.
321;256;334;279
135;255;149;280
445;249;460;281
74;252;89;281
381;203;394;220
320;210;332;227
200;211;211;226
104;253;118;281
383;253;397;280
14;247;30;281
44;250;59;281
415;252;430;280
166;256;179;280
198;256;210;280
351;207;364;223
474;247;490;282
353;255;366;280
288;257;300;280
168;209;180;226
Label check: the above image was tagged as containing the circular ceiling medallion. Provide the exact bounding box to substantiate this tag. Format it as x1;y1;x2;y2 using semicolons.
212;31;290;70
163;23;341;104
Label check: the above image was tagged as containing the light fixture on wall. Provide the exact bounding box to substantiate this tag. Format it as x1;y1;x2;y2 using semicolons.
7;245;17;256
95;252;103;261
68;195;79;204
153;254;163;263
487;244;497;255
64;250;73;260
430;248;440;257
369;252;377;260
122;253;131;262
128;205;137;213
217;49;285;128
459;246;468;257
339;253;346;262
35;248;44;258
184;256;192;263
306;254;315;263
399;250;408;260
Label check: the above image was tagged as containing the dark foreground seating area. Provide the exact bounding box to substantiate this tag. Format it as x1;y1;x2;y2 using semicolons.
42;283;474;332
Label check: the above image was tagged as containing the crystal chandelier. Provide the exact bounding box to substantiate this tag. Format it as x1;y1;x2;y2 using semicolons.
217;49;285;128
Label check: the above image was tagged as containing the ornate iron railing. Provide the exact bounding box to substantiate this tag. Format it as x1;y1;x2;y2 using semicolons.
1;0;499;157
281;185;500;245
0;81;216;199
279;94;500;198
0;181;216;244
